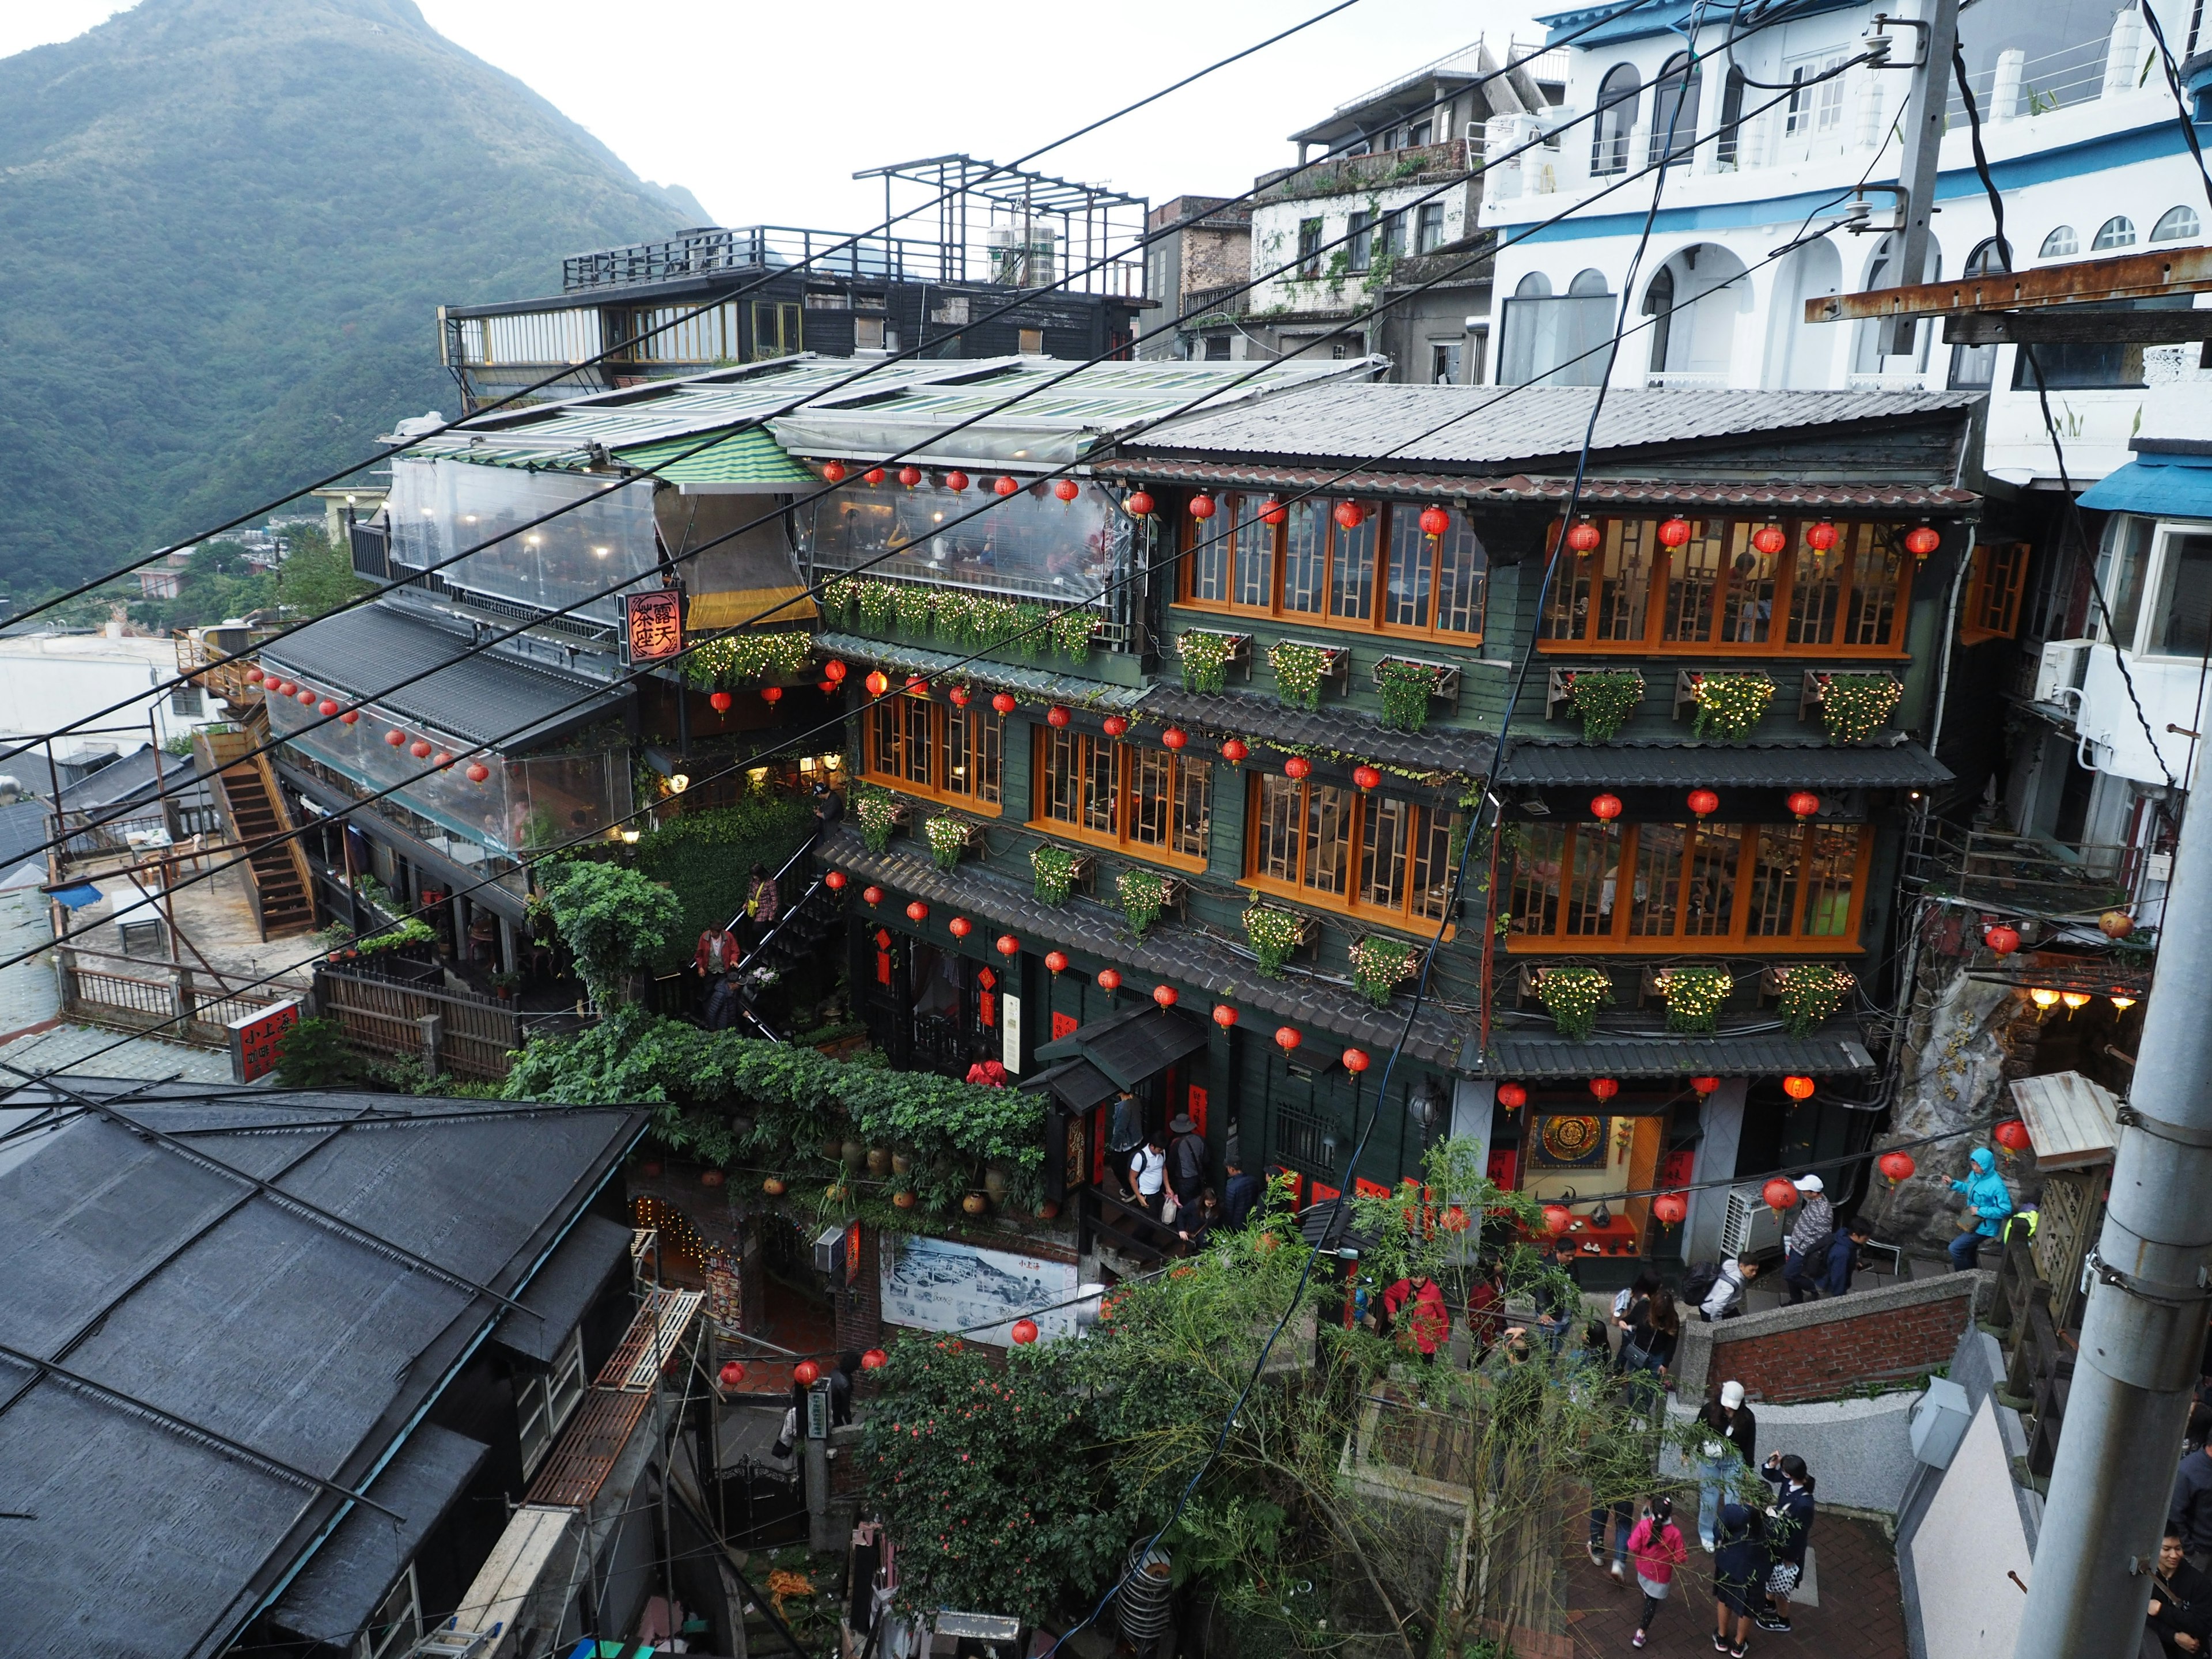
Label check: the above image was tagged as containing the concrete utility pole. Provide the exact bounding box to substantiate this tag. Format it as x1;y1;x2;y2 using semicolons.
1885;0;1962;357
2017;755;2212;1654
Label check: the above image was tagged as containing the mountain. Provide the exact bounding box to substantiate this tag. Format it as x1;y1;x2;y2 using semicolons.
0;0;697;599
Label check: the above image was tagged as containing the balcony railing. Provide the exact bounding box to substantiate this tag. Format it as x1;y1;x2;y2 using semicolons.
1912;820;2139;913
1180;283;1247;322
563;225;937;292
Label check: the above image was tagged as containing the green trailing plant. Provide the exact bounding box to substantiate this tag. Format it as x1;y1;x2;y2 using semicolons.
1244;903;1304;977
1268;639;1330;711
821;577;865;631
1659;965;1733;1034
925;816;971;873
1537;965;1613;1040
1566;669;1643;742
1691;672;1777;741
1179;629;1238;695
855;581;898;634
543;861;684;1008
1049;606;1097;662
893;582;936;635
933;589;982;649
1117;868;1170;939
1032;844;1077;906
1817;672;1904;745
1376;660;1438;733
1774;963;1855;1036
681;630;813;688
353;917;437;956
1350;934;1420;1007
1009;601;1051;662
855;784;900;853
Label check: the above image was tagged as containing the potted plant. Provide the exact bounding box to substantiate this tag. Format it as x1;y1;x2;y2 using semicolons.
490;968;522;1002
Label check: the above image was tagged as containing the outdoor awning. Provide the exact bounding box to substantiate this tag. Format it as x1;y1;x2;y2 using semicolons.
2076;449;2212;519
270;1424;490;1646
1021;1058;1120;1114
2008;1070;2120;1170
1033;1004;1213;1089
617;427;815;493
493;1213;634;1363
1486;1028;1877;1081
1501;740;1950;790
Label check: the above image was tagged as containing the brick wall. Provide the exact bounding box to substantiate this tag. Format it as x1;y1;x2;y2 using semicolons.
1676;1272;1990;1406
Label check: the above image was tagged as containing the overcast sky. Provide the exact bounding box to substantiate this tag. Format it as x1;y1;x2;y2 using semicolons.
5;1;1544;228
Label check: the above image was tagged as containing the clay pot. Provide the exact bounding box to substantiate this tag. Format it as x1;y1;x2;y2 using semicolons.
822;1138;844;1161
893;1190;917;1210
983;1167;1010;1206
1038;1199;1060;1221
891;1152;914;1177
841;1139;868;1169
763;1176;787;1196
701;1168;725;1188
866;1147;892;1176
962;1192;989;1217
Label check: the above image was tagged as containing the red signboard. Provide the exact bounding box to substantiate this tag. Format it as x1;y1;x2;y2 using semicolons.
228;998;301;1084
843;1218;863;1287
624;589;684;664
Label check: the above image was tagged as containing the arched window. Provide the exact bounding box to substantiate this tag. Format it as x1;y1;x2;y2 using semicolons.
1949;240;2012;391
2093;217;2137;251
2152;206;2202;242
1963;238;2010;276
1716;65;1748;165
1569;268;1612;296
1644;266;1677;372
2039;225;2079;258
1499;271;1615;387
1647;52;1702;166
1516;272;1554;298
1592;64;1640;176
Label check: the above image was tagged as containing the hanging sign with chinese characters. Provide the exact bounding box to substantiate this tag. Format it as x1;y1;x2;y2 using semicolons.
228;998;301;1084
622;588;684;666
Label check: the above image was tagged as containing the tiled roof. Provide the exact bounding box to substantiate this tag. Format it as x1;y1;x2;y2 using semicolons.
1501;740;1952;789
812;632;1150;709
1137;686;1497;777
1487;1026;1876;1080
820;825;1472;1066
1117;383;1981;469
1107;459;1978;512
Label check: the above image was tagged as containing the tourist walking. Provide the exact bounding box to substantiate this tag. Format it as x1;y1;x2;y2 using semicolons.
1694;1381;1758;1551
1781;1175;1834;1305
1755;1453;1817;1633
1627;1494;1688;1648
1948;1147;2014;1271
1712;1503;1767;1657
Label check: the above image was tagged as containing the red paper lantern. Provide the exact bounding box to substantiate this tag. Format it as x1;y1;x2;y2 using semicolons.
1565;520;1603;554
948;685;971;708
897;465;922;488
409;739;433;759
1333;499;1367;531
1497;1082;1528;1109
1418;505;1450;539
1752;524;1789;556
823;660;849;684
1096;968;1122;992
339;709;359;725
945;470;969;493
1342;1047;1369;1074
1878;1150;1916;1185
1189;493;1217;520
274;680;296;696
1283;755;1312;780
245;667;264;684
308;699;335;719
1690;1075;1720;1096
1652;1192;1688;1228
1995;1119;2033;1153
1541;1203;1573;1236
1762;1177;1800;1213
465;762;491;783
719;1360;747;1388
1806;521;1839;552
864;670;891;696
1213;1003;1237;1029
1687;788;1719;818
991;691;1018;716
1153;984;1179;1009
2099;910;2135;940
709;691;733;713
385;729;407;747
905;900;929;923
825;870;847;891
1589;1077;1619;1102
1259;498;1287;526
861;1347;889;1369
1439;1205;1471;1233
1782;1075;1816;1101
1044;949;1067;974
1125;490;1156;517
794;1360;821;1385
862;885;885;906
1274;1026;1301;1054
296;689;316;706
995;934;1020;958
1657;516;1692;548
994;475;1020;497
1352;764;1382;791
757;686;783;707
1047;704;1071;728
948;916;971;938
864;468;886;487
1589;793;1623;821
1102;714;1128;738
1156;725;1185;752
1786;790;1821;821
1906;524;1942;556
1010;1317;1039;1345
1054;478;1080;504
822;460;847;483
1220;738;1248;764
1984;924;2021;956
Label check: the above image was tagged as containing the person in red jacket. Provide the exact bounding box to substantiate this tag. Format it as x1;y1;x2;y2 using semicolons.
1626;1495;1689;1649
1382;1277;1450;1362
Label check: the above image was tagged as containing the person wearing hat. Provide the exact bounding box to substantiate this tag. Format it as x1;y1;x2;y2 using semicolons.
1694;1380;1758;1552
1781;1174;1835;1306
1712;1502;1768;1657
1949;1147;2014;1271
1166;1112;1209;1213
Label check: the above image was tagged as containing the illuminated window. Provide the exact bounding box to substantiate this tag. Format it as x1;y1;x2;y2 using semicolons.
1247;774;1461;927
865;694;1003;809
1180;494;1485;641
1035;729;1210;866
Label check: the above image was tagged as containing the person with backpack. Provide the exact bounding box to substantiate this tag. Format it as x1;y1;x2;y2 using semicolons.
1623;1295;1681;1408
1166;1112;1208;1211
1756;1453;1817;1633
1694;1380;1758;1552
1612;1271;1661;1368
1713;1503;1767;1657
1948;1146;2014;1271
1781;1175;1834;1305
1820;1218;1875;1296
1627;1494;1689;1649
1687;1253;1760;1322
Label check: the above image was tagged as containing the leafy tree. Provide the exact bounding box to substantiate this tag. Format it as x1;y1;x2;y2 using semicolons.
540;862;683;1009
274;523;370;617
272;1014;369;1089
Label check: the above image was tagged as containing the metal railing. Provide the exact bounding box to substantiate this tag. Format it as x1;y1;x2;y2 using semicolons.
563;225;937;292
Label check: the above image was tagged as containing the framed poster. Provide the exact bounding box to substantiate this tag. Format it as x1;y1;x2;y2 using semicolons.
1529;1113;1609;1171
879;1234;1078;1346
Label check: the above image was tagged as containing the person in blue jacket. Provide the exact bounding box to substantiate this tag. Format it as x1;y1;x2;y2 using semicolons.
1948;1147;2014;1271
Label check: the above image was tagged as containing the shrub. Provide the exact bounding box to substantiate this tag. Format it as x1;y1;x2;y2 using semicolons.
1566;669;1642;742
543;862;684;1007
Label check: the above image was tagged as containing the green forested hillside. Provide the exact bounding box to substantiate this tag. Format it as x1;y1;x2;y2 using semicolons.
0;0;698;600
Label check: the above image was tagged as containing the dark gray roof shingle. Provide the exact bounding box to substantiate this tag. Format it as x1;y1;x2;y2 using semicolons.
1138;687;1497;777
1501;740;1951;789
1487;1027;1876;1080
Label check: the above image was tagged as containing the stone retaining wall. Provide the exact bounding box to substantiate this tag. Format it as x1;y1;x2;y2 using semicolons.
1675;1270;1993;1404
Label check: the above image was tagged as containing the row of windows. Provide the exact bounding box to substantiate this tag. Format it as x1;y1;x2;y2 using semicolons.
1539;517;1912;656
1507;819;1869;951
1250;775;1463;927
1180;495;1487;639
2040;208;2200;257
1296;203;1453;278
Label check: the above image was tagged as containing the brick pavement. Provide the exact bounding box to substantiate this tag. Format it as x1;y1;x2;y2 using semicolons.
1562;1511;1907;1658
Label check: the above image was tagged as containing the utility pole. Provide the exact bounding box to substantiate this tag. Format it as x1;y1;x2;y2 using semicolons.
2017;748;2212;1653
1885;0;1962;357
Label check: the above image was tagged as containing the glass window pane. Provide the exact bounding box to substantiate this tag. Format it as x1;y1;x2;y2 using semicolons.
1541;543;1596;641
1660;521;1726;642
1191;493;1233;602
1384;505;1433;628
1130;747;1172;847
1683;823;1742;936
1719;524;1779;643
1256;774;1299;882
872;700;900;779
1597;520;1654;640
805;477;1120;605
1043;729;1082;823
945;708;971;797
2150;533;2212;657
1800;825;1858;937
1302;783;1353;896
1434;516;1487;635
1283;501;1328;613
1628;823;1684;935
1564;821;1622;935
1509;823;1565;935
1173;756;1212;859
1746;825;1802;937
1330;505;1378;621
975;714;1002;805
1413;808;1461;920
1787;527;1846;645
1084;737;1116;835
1360;795;1412;911
1235;497;1275;608
900;698;932;785
1844;527;1907;646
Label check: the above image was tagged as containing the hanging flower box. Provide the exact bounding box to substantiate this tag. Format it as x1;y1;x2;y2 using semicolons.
1115;868;1185;938
1548;667;1643;743
1650;963;1734;1033
1175;629;1251;695
1763;962;1857;1036
1371;656;1460;733
1800;670;1904;745
853;785;911;853
1243;902;1318;977
1267;638;1350;711
1535;964;1614;1040
1689;671;1777;742
1031;844;1094;906
924;816;985;872
1350;933;1422;1007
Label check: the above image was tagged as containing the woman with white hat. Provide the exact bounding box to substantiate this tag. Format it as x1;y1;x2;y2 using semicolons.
1781;1174;1834;1306
1692;1379;1757;1552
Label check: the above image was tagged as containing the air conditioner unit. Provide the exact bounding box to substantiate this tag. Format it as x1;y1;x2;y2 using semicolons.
2035;639;2091;707
1719;1184;1785;1260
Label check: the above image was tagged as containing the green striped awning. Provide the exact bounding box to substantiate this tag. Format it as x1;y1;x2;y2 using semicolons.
615;426;814;486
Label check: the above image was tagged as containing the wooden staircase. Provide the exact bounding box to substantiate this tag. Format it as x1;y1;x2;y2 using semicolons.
195;728;316;940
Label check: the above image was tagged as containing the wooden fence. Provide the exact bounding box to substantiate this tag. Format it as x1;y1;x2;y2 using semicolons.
316;965;525;1081
56;945;296;1048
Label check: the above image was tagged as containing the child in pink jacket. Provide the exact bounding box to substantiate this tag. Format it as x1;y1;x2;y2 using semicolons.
1627;1494;1689;1648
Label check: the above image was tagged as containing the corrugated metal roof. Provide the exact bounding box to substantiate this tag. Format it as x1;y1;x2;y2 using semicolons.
262;604;631;751
615;426;815;485
1120;384;1980;469
1138;685;1497;777
1501;740;1952;789
813;632;1152;709
1487;1026;1876;1080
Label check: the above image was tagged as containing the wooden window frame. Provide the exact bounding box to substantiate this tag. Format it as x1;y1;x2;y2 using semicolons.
1029;728;1211;872
1176;493;1487;645
859;692;1004;813
1536;516;1916;659
1504;818;1874;955
1240;773;1463;934
1960;541;2029;645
